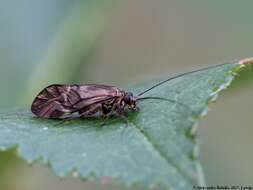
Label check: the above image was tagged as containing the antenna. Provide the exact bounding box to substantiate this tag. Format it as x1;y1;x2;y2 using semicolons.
137;61;235;97
137;96;198;117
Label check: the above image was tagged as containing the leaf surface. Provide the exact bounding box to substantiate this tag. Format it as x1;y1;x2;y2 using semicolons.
0;60;251;190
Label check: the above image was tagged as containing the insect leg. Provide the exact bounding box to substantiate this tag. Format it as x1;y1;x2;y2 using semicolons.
99;114;110;127
54;118;73;127
80;104;110;127
115;101;129;127
99;98;120;126
118;114;128;127
79;104;102;117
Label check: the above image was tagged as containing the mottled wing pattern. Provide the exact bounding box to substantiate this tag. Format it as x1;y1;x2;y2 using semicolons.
31;84;73;118
73;84;121;109
70;85;123;117
31;84;123;119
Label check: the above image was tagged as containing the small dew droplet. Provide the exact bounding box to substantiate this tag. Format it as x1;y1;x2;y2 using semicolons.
81;153;87;157
43;127;48;131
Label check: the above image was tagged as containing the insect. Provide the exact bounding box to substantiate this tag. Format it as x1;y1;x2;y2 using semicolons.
31;63;230;124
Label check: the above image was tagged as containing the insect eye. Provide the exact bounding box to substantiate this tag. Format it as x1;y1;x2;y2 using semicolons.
124;92;133;103
124;96;130;103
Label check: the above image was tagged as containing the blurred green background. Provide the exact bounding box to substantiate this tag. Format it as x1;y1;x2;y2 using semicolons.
0;0;253;189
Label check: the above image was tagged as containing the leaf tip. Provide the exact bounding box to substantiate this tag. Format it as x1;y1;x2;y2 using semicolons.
239;57;253;66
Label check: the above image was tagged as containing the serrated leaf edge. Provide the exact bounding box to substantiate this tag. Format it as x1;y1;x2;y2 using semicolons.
0;61;249;190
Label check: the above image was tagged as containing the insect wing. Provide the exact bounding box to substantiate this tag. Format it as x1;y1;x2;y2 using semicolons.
73;84;122;110
31;84;73;118
31;84;123;118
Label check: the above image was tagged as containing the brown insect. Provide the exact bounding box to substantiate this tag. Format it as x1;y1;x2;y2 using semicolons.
31;63;228;124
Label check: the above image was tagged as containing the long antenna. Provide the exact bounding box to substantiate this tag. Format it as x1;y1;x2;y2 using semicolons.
137;61;235;97
137;96;198;117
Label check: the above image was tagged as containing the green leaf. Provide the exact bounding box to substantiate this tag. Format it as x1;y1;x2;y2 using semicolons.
0;59;251;190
